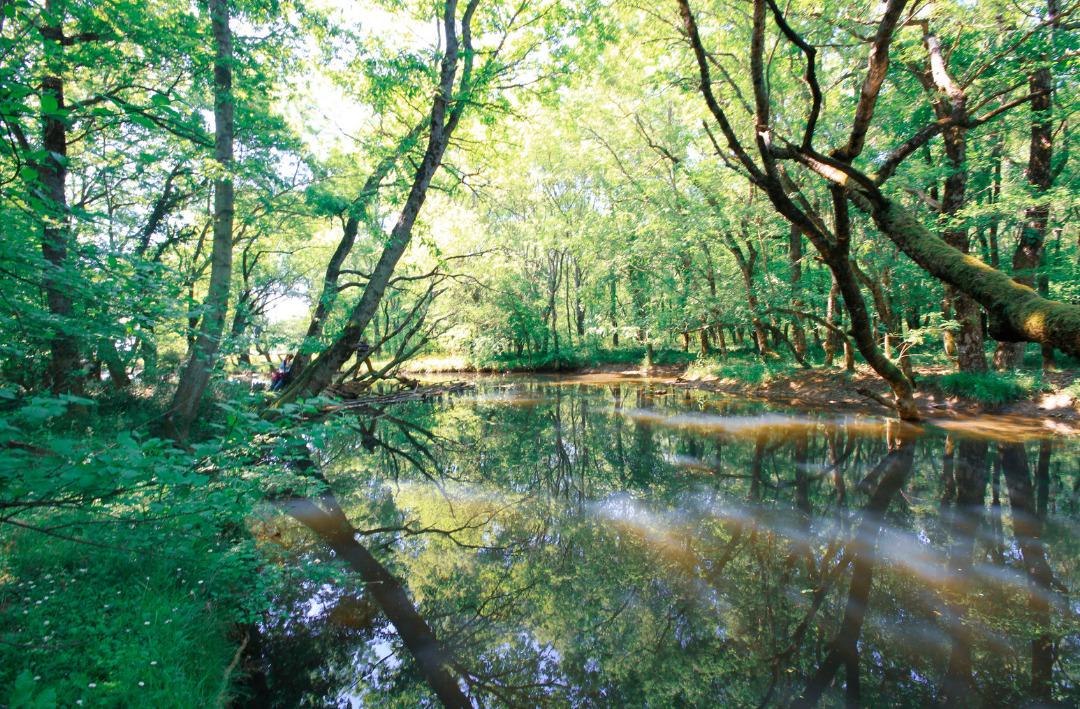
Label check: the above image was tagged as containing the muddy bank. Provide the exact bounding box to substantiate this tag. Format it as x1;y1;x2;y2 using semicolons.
675;365;1080;436
416;361;1080;435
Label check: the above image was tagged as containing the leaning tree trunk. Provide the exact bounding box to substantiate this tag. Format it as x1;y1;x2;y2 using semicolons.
165;0;234;440
822;190;918;419
291;122;422;377
865;197;1080;359
277;0;477;403
292;214;360;375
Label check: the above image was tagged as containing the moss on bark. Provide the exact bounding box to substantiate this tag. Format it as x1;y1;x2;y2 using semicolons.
869;198;1080;358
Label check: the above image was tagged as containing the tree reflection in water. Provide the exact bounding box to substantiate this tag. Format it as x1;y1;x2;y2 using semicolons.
245;377;1080;708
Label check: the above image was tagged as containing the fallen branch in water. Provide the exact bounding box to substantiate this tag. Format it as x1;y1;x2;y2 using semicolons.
854;386;894;411
215;629;249;708
325;381;473;409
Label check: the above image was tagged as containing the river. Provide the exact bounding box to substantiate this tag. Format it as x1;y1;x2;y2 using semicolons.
242;374;1080;707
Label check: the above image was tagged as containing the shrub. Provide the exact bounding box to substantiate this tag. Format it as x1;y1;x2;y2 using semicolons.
683;355;795;385
929;371;1042;406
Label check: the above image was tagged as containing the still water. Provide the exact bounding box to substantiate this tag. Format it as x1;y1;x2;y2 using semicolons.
246;375;1080;708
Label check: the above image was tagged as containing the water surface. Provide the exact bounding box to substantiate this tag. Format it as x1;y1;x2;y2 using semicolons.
246;376;1080;708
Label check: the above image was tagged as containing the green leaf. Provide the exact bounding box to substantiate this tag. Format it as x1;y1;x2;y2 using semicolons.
129;112;156;130
39;94;58;114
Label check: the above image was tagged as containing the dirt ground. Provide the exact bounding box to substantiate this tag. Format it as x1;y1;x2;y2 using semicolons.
664;364;1080;436
406;360;1080;436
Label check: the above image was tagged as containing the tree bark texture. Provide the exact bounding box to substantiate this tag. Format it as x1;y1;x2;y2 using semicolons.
165;0;235;440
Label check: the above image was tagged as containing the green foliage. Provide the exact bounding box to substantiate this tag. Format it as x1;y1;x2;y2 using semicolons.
683;354;799;385
928;371;1044;406
1;0;1079;703
462;344;695;372
0;382;349;705
1;531;247;707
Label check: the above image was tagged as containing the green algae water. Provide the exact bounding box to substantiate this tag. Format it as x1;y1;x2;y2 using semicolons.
246;375;1080;708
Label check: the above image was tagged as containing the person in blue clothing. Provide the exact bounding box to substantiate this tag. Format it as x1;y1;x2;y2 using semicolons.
269;353;293;392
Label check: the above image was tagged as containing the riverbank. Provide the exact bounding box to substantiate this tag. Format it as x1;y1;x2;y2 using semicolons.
406;354;1080;434
679;364;1080;435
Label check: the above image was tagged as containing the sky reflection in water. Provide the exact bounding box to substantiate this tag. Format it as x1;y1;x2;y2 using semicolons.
246;377;1080;708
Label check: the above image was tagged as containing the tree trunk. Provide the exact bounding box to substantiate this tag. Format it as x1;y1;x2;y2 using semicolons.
229;294;252;365
608;274;619;347
852;258;912;382
915;30;985;371
996;33;1055;369
292;122;422;378
824;279;840;366
563;254;574;348
548;252;561;352
139;330;158;380
165;0;235;440
39;2;83;396
827;191;917;418
723;233;771;358
865;197;1080;360
278;0;477;402
939;126;986;372
574;259;586;337
788;224;807;357
99;339;131;388
987;131;1003;269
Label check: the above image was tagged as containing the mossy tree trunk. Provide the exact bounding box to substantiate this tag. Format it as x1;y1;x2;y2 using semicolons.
919;30;986;372
996;3;1057;370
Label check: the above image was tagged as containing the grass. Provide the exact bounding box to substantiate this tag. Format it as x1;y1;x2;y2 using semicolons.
0;519;259;708
683;354;800;385
408;344;697;373
926;370;1045;406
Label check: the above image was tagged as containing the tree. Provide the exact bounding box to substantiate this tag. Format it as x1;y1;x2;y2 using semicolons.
164;0;234;440
671;0;1080;417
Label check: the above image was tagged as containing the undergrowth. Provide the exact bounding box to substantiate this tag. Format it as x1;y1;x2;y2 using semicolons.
422;344;697;372
1;521;261;708
683;355;799;385
927;371;1044;406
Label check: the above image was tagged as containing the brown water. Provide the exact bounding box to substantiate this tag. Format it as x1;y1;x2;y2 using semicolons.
244;376;1080;708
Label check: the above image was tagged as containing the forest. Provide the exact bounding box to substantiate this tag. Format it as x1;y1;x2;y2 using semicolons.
1;0;1078;705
